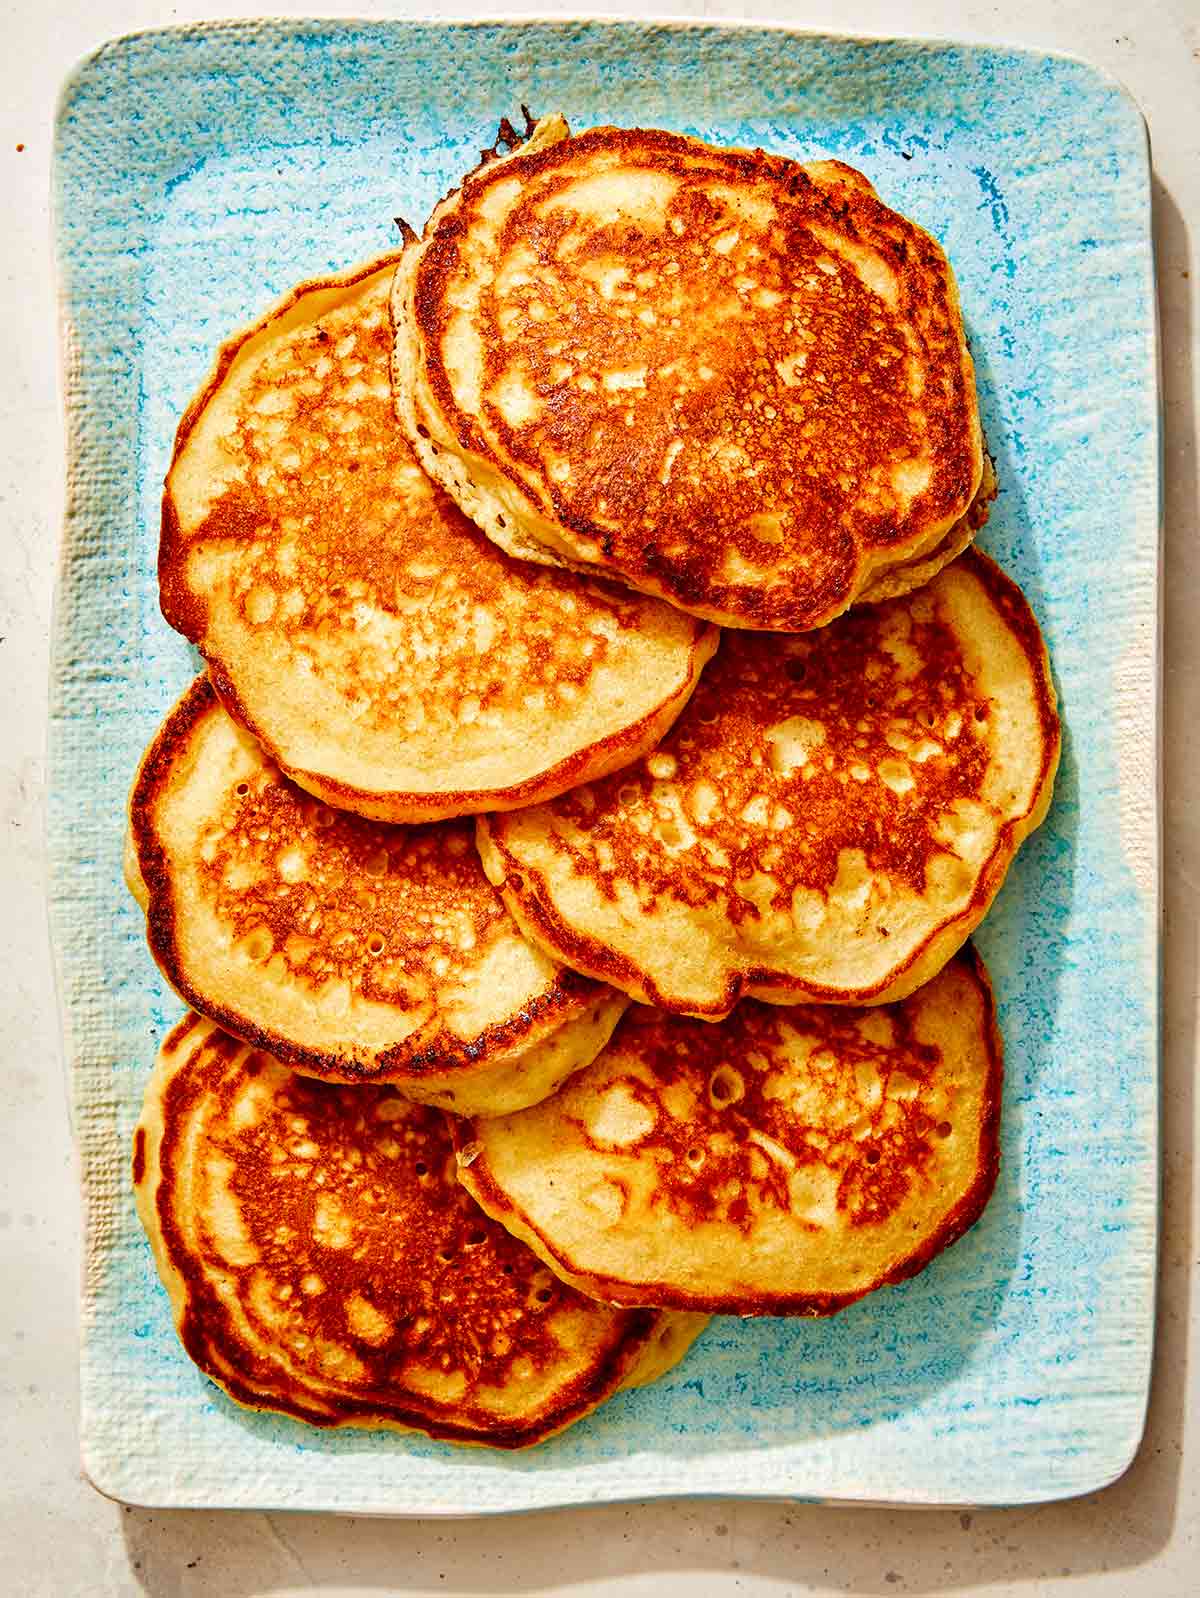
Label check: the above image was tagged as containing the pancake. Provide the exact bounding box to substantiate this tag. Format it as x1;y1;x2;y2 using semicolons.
395;117;990;632
160;255;716;823
134;1015;707;1446
479;548;1059;1016
126;676;627;1116
455;947;1001;1315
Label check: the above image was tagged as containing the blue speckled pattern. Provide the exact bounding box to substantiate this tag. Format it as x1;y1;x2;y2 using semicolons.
50;20;1158;1512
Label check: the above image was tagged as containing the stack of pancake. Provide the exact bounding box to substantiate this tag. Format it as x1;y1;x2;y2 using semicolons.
128;117;1059;1449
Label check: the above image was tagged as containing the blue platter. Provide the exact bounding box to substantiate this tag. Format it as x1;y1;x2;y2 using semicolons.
51;18;1159;1511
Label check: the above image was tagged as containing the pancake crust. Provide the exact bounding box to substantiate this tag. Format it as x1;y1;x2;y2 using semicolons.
134;1015;707;1445
395;119;988;632
127;676;627;1116
479;549;1059;1016
160;255;715;822
455;948;1002;1315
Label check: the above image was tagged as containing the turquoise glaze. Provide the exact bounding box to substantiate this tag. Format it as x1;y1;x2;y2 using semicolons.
51;19;1158;1511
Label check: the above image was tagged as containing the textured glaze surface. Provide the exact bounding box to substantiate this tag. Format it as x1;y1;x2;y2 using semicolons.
50;18;1158;1512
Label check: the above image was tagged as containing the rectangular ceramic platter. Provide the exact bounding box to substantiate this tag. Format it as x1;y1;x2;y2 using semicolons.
50;17;1159;1513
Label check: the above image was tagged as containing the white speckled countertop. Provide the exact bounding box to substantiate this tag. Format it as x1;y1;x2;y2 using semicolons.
2;1;1196;1592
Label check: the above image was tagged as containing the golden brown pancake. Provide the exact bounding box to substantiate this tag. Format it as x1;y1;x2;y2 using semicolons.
456;948;1002;1315
160;255;715;823
395;118;989;631
479;549;1059;1016
126;676;627;1116
134;1015;707;1445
